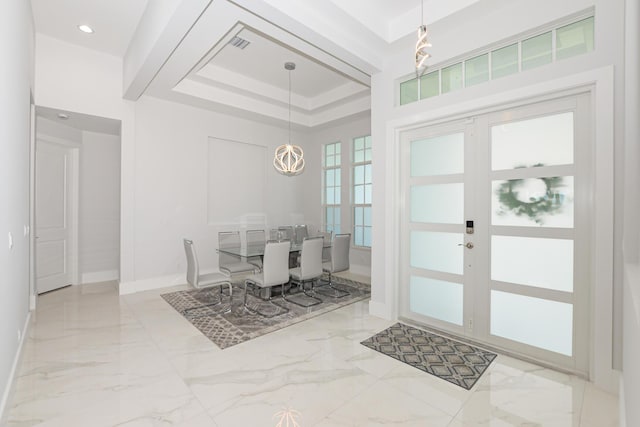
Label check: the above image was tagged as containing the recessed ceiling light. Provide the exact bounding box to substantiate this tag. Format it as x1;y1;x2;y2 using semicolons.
57;113;70;120
77;25;94;34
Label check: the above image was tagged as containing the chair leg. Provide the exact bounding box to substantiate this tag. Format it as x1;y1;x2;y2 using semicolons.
243;280;289;318
184;283;232;316
316;271;350;298
282;279;323;307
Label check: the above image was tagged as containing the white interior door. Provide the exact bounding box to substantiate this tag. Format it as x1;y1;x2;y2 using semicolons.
36;141;75;294
400;93;591;374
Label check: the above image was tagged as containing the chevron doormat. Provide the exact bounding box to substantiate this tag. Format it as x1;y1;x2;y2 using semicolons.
361;323;497;390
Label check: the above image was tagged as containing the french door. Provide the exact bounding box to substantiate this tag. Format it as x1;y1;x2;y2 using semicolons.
399;93;591;374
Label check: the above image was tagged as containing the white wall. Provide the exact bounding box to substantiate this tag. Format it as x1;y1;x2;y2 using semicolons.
621;0;640;424
35;34;125;120
120;95;311;293
33;33;136;289
303;115;373;276
0;0;34;420
80;131;121;283
370;0;624;390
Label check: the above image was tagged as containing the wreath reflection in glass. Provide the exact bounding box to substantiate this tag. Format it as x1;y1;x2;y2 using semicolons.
495;164;566;225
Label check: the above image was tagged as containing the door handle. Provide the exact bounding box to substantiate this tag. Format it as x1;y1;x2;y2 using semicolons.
458;242;474;249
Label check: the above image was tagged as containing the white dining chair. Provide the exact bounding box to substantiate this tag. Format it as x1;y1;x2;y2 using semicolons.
243;240;291;317
277;226;294;242
183;238;232;314
318;233;351;298
285;236;323;307
317;230;333;263
245;229;265;272
294;224;308;245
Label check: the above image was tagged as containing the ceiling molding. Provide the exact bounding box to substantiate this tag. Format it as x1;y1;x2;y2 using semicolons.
123;0;212;100
138;1;374;130
170;78;370;129
123;0;483;129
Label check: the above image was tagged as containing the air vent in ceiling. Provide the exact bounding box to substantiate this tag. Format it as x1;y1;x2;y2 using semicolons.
229;36;250;49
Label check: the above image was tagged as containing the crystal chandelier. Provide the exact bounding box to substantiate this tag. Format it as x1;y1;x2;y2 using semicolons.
273;62;305;176
415;0;432;77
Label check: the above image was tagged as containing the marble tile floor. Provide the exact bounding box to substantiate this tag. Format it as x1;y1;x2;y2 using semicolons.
4;279;619;427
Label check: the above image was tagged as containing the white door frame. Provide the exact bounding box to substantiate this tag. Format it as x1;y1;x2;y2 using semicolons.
381;66;615;391
29;100;36;309
397;94;591;374
34;133;80;292
398;119;474;337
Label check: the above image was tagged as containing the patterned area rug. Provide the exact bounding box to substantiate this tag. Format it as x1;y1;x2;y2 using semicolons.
162;275;370;349
361;323;497;390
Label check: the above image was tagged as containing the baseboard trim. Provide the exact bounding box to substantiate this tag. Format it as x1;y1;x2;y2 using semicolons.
348;264;371;277
81;270;119;284
0;311;31;424
118;274;185;295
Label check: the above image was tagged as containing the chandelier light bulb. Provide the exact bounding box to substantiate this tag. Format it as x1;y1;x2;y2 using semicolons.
273;144;305;176
415;24;432;73
415;0;432;77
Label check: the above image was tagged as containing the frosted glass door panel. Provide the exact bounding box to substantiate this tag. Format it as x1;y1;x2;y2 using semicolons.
491;291;573;356
411;231;463;275
492;176;574;227
411;184;463;224
492;236;573;292
411;133;464;177
410;276;463;325
492;112;574;170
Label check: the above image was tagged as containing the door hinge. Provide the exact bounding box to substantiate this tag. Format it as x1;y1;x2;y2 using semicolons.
468;318;473;330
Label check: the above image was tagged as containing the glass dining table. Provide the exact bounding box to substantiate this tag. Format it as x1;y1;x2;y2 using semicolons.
217;241;330;258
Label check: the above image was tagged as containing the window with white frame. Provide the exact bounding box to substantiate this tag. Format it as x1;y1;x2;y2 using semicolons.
352;135;372;247
323;142;341;234
399;15;595;105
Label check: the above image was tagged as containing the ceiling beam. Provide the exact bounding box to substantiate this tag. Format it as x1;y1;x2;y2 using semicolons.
123;0;212;100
